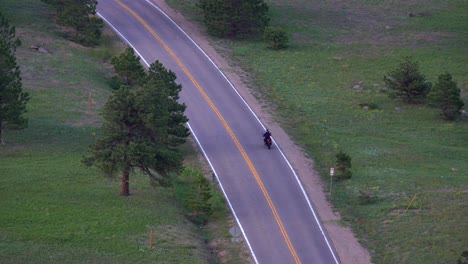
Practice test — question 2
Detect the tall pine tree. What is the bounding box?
[83,60,189,195]
[0,12,29,144]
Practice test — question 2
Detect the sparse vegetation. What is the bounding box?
[358,188,377,205]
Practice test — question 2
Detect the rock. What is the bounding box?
[395,107,403,113]
[30,45,49,53]
[362,105,369,110]
[38,46,49,53]
[353,84,364,91]
[462,110,468,117]
[379,86,389,93]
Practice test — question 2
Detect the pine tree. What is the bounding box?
[0,12,29,144]
[384,56,431,104]
[198,0,270,38]
[83,61,189,195]
[428,72,464,121]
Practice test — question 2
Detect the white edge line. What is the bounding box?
[97,10,259,264]
[143,1,340,263]
[187,123,259,264]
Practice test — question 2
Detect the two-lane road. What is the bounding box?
[97,0,340,263]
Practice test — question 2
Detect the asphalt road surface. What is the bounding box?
[97,1,340,263]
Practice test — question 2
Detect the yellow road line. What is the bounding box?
[114,0,301,263]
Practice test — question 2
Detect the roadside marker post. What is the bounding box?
[329,168,334,197]
[88,92,92,108]
[149,229,154,250]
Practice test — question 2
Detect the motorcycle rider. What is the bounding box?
[263,129,271,144]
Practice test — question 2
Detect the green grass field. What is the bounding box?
[167,0,467,263]
[0,1,248,263]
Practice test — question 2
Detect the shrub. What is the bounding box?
[335,150,352,180]
[457,251,468,264]
[358,102,379,110]
[263,26,289,49]
[358,188,377,205]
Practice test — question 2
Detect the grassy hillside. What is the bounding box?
[167,0,468,263]
[0,1,248,263]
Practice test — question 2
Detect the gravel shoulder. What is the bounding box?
[151,1,372,263]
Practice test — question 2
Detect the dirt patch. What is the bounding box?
[150,0,372,263]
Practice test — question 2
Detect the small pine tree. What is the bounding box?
[384,56,431,104]
[335,151,352,180]
[185,169,213,218]
[428,72,464,121]
[263,26,289,50]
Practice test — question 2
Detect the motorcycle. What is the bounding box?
[264,137,272,149]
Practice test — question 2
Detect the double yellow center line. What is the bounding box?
[114,0,301,262]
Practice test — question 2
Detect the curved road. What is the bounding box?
[97,0,340,263]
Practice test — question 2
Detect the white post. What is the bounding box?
[329,167,334,196]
